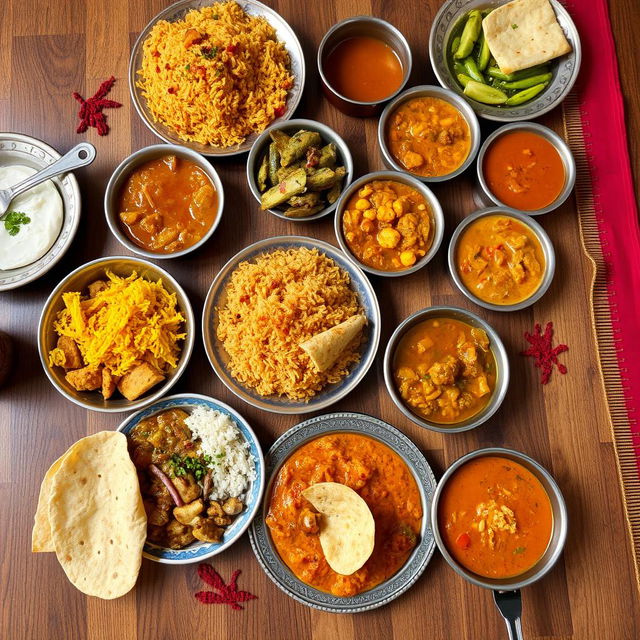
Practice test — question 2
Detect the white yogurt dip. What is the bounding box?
[0,165,63,270]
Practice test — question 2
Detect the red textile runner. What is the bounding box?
[566,3,640,457]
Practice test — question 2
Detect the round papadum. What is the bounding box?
[48,431,147,599]
[302,482,375,575]
[32,453,67,552]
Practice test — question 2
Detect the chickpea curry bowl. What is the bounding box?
[335,171,444,277]
[384,306,509,433]
[117,394,264,563]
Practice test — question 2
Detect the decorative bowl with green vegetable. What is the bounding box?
[429,0,581,122]
[246,119,353,222]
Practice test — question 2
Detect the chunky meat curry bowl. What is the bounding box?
[384,306,509,433]
[116,394,265,564]
[248,413,437,613]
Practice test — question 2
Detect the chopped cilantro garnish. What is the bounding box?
[511,23,519,29]
[201,45,219,60]
[3,211,31,236]
[168,453,213,481]
[185,64,190,70]
[513,546,526,554]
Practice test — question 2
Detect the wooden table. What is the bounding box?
[3,1,640,638]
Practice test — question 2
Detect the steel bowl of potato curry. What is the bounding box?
[384,306,509,433]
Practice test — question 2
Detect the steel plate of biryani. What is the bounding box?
[136,1,294,148]
[215,247,367,400]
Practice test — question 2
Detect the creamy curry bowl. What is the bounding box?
[448,208,555,312]
[384,306,509,433]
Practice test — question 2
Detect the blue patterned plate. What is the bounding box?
[202,236,381,414]
[249,412,437,613]
[116,393,265,564]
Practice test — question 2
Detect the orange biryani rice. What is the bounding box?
[137,1,293,148]
[216,247,365,400]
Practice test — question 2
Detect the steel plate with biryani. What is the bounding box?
[249,413,437,613]
[117,394,265,563]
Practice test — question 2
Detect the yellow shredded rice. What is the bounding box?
[48,271,186,377]
[137,1,294,148]
[216,248,364,400]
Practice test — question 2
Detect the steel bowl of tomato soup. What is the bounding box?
[105,144,224,259]
[378,85,481,183]
[249,412,437,612]
[318,17,412,117]
[448,208,555,312]
[477,122,576,216]
[431,447,568,591]
[383,306,509,433]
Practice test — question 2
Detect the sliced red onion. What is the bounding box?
[202,471,212,500]
[149,464,184,507]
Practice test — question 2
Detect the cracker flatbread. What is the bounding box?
[483,0,572,74]
[32,453,67,552]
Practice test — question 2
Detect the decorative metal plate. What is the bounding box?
[249,412,437,613]
[0,133,81,291]
[128,0,306,156]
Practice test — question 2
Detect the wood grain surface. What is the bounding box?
[2,1,640,639]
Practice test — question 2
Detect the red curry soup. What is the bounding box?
[438,456,553,579]
[483,130,565,211]
[266,433,422,596]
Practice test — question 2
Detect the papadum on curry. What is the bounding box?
[265,433,423,597]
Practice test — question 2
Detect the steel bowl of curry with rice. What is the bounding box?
[38,256,194,413]
[448,207,556,312]
[249,412,437,612]
[383,306,509,433]
[334,171,444,277]
[378,85,481,183]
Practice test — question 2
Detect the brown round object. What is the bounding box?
[0,330,14,388]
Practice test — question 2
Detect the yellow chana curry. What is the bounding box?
[342,179,433,272]
[387,97,471,177]
[394,318,496,424]
[456,215,546,306]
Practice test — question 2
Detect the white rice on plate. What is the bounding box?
[185,406,257,501]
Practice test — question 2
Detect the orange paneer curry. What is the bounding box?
[266,433,422,596]
[438,456,553,579]
[394,318,496,424]
[456,215,545,306]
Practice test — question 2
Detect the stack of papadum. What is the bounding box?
[32,431,147,599]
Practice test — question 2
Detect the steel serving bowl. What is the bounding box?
[249,412,437,613]
[383,306,509,433]
[429,0,581,122]
[129,0,306,157]
[334,171,445,278]
[38,256,195,413]
[104,144,225,259]
[378,85,481,183]
[0,133,81,291]
[430,447,568,590]
[246,119,353,222]
[202,236,381,415]
[448,207,556,311]
[317,16,413,117]
[476,122,576,216]
[117,393,265,564]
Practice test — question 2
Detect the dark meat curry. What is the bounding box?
[394,318,496,424]
[128,408,244,549]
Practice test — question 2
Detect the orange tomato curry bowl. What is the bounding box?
[437,455,554,580]
[265,432,424,597]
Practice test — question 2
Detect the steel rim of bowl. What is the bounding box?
[448,207,556,312]
[317,16,413,108]
[428,0,582,122]
[201,236,381,414]
[430,446,568,590]
[248,411,437,613]
[476,122,577,216]
[383,305,510,433]
[104,144,225,259]
[116,392,265,564]
[246,119,354,222]
[0,132,82,291]
[128,0,306,157]
[377,85,481,183]
[334,170,445,278]
[38,256,195,413]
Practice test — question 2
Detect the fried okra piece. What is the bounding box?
[280,130,322,167]
[260,168,306,210]
[317,143,337,169]
[257,153,269,192]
